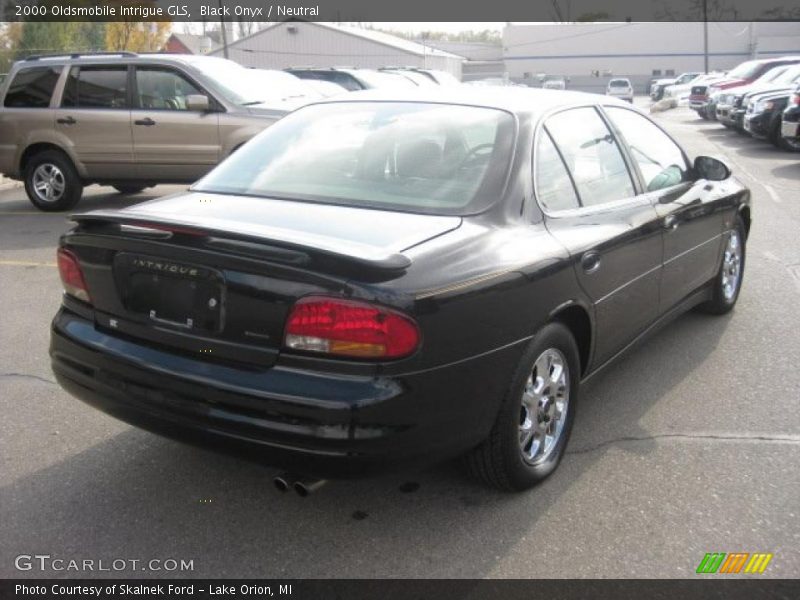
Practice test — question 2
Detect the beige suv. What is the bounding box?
[0,52,313,211]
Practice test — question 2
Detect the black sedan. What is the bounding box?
[50,88,751,491]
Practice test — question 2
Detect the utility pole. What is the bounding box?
[218,0,229,59]
[703,0,709,73]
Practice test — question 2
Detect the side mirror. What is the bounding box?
[694,155,731,181]
[186,94,210,112]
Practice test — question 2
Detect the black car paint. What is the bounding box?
[744,92,793,140]
[50,94,751,478]
[782,84,800,137]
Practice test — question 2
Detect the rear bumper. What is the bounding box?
[50,308,521,478]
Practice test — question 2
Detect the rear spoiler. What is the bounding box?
[70,210,412,272]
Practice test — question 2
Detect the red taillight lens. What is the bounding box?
[284,297,420,359]
[56,248,91,303]
[793,94,800,106]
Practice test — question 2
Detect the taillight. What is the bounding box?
[56,248,91,303]
[793,94,800,106]
[284,296,420,359]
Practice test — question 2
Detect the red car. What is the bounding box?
[690,56,800,119]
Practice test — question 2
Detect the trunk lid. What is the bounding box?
[68,192,461,367]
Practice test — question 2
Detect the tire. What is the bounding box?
[699,216,746,315]
[113,185,147,195]
[768,116,784,148]
[465,322,581,491]
[23,150,82,212]
[698,108,709,120]
[777,135,800,152]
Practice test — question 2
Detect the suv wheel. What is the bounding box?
[24,150,82,212]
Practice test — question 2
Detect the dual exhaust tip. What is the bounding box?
[273,473,327,497]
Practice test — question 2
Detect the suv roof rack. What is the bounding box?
[24,51,138,62]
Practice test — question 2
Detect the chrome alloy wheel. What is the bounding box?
[721,229,742,302]
[32,163,66,204]
[519,348,570,465]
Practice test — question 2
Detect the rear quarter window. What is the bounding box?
[3,66,62,108]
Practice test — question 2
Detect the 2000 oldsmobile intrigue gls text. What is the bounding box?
[50,88,750,491]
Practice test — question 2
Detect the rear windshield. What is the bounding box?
[3,66,62,108]
[609,79,630,87]
[193,102,516,216]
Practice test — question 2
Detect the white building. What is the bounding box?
[210,21,464,78]
[503,22,800,92]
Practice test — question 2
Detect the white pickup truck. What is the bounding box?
[650,72,702,100]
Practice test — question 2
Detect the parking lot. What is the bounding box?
[1,100,799,579]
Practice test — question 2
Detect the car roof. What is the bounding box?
[310,86,630,116]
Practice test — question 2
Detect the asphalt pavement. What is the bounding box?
[1,101,798,578]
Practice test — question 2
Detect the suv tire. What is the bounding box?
[24,150,83,212]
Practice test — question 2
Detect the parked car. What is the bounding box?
[690,56,800,120]
[663,72,724,103]
[377,66,461,86]
[542,77,567,90]
[463,78,524,87]
[780,83,800,151]
[743,88,799,150]
[0,52,303,211]
[50,87,751,491]
[410,68,461,86]
[285,67,417,91]
[295,78,347,98]
[245,69,329,107]
[606,78,633,102]
[719,65,800,131]
[716,65,800,130]
[650,72,702,100]
[379,67,438,87]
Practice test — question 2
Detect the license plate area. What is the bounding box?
[114,253,224,334]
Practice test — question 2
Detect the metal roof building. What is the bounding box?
[210,21,464,78]
[503,21,800,93]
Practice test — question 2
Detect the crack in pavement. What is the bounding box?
[567,432,800,455]
[1,372,57,385]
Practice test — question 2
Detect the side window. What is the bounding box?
[3,66,62,108]
[545,107,636,207]
[605,107,690,192]
[136,67,204,111]
[535,130,580,211]
[61,66,128,109]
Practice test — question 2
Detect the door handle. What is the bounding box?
[134,118,156,126]
[663,215,679,231]
[56,116,76,125]
[580,251,601,273]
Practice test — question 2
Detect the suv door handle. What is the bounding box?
[57,116,76,125]
[580,251,601,273]
[134,118,156,126]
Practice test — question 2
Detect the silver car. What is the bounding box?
[607,78,633,103]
